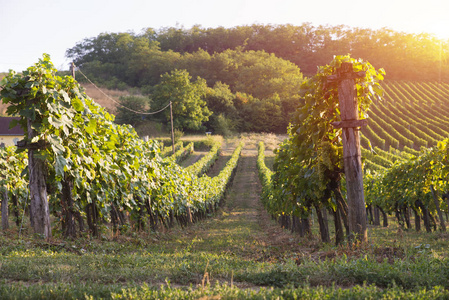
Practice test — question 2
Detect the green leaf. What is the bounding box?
[9,118,19,129]
[20,107,35,120]
[85,118,97,135]
[373,84,384,97]
[48,116,63,128]
[72,97,84,112]
[48,135,65,155]
[0,77,8,86]
[61,90,71,103]
[47,101,60,113]
[54,155,67,178]
[20,165,29,178]
[31,136,41,143]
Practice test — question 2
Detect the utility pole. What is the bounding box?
[70,62,76,79]
[329,62,368,243]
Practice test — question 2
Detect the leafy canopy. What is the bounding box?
[150,69,211,131]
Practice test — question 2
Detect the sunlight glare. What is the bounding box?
[428,20,449,40]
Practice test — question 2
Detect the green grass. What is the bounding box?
[2,213,449,298]
[1,282,449,299]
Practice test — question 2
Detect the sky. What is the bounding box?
[1,0,448,72]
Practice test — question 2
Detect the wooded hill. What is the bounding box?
[64,24,449,136]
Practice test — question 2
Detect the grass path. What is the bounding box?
[132,142,308,289]
[178,151,206,168]
[157,143,303,267]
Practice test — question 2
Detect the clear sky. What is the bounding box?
[1,0,448,72]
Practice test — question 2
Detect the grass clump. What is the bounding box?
[1,282,449,300]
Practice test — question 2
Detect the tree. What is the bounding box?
[205,82,236,116]
[204,82,240,133]
[150,69,211,131]
[115,95,150,126]
[241,95,286,133]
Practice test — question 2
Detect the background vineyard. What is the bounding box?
[361,80,449,168]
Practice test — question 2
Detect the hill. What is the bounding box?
[80,79,449,153]
[64,26,448,133]
[78,83,126,114]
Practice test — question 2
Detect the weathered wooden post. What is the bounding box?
[329,62,368,243]
[70,62,76,79]
[17,120,52,239]
[1,191,9,230]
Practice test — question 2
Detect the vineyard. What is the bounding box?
[361,80,449,153]
[2,55,449,298]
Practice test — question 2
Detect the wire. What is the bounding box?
[76,67,170,115]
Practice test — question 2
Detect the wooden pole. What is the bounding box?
[1,190,9,230]
[27,116,52,239]
[330,62,368,243]
[430,185,446,232]
[71,62,75,79]
[170,101,175,155]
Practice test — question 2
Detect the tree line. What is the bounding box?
[66,23,448,133]
[154,24,448,81]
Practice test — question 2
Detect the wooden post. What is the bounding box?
[70,62,76,79]
[27,116,52,239]
[170,101,175,155]
[330,62,367,243]
[2,190,9,230]
[430,185,446,232]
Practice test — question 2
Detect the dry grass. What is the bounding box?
[237,133,287,151]
[181,134,223,143]
[81,83,128,114]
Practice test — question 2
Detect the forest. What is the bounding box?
[65,23,449,134]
